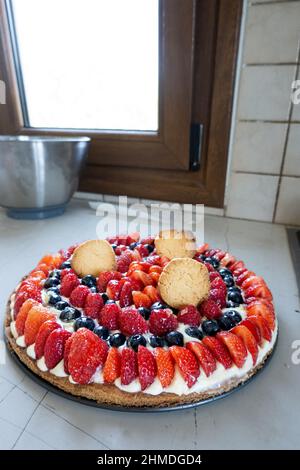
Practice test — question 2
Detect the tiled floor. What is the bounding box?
[0,200,299,450]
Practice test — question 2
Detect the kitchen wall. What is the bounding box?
[225,0,300,225]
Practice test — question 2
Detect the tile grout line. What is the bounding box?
[234,171,300,178]
[239,119,300,124]
[251,0,300,5]
[272,39,300,223]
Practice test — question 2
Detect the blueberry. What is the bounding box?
[129,242,138,250]
[47,286,60,295]
[227,287,243,305]
[219,268,232,278]
[226,300,239,308]
[48,292,62,306]
[150,301,167,311]
[218,315,235,331]
[94,325,109,340]
[55,301,70,311]
[109,333,126,348]
[224,309,242,325]
[111,244,118,251]
[200,254,206,261]
[60,307,81,322]
[49,269,61,279]
[127,334,147,352]
[223,274,235,287]
[74,316,95,331]
[205,257,220,269]
[44,277,60,288]
[81,275,97,288]
[185,326,203,340]
[165,331,184,346]
[144,244,154,253]
[90,286,97,293]
[202,319,220,336]
[138,307,151,320]
[60,261,71,269]
[101,293,109,303]
[149,335,166,348]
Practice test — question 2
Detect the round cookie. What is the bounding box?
[158,258,210,309]
[71,240,116,277]
[154,229,197,259]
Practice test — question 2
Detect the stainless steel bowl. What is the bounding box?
[0,135,90,219]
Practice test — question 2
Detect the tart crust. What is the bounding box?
[5,291,275,408]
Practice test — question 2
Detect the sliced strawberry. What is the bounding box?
[106,279,122,300]
[230,260,245,273]
[186,341,217,377]
[137,346,157,390]
[154,348,174,388]
[202,336,233,369]
[241,275,265,290]
[103,347,121,383]
[70,285,90,308]
[148,265,163,275]
[119,281,133,308]
[132,291,152,309]
[143,285,160,303]
[34,320,61,359]
[220,252,236,267]
[60,272,80,297]
[246,300,275,330]
[130,270,154,287]
[98,303,121,330]
[44,328,72,369]
[240,319,262,345]
[196,243,209,255]
[199,299,222,320]
[14,284,42,316]
[232,325,258,365]
[244,283,273,301]
[15,299,37,335]
[68,329,108,384]
[177,305,201,326]
[97,271,122,292]
[120,348,138,385]
[24,305,55,346]
[63,335,74,374]
[148,309,178,336]
[149,272,160,284]
[119,307,149,336]
[248,314,272,342]
[170,346,200,388]
[217,331,247,368]
[127,261,150,275]
[236,270,255,286]
[84,292,104,319]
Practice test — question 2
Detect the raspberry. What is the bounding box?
[84,292,104,319]
[119,307,148,336]
[60,268,75,279]
[148,309,178,336]
[120,348,138,385]
[199,299,222,319]
[98,303,121,330]
[70,285,90,308]
[97,271,122,292]
[60,272,80,297]
[137,346,157,390]
[177,305,201,326]
[209,288,226,308]
[210,277,227,294]
[117,252,133,273]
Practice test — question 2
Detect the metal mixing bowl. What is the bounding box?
[0,135,90,219]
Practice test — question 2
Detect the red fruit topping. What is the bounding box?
[217,331,247,368]
[220,252,236,267]
[240,319,262,344]
[154,348,175,388]
[246,300,275,330]
[84,292,104,319]
[136,244,149,257]
[97,271,122,292]
[244,284,273,301]
[247,314,272,342]
[103,348,121,383]
[70,285,90,308]
[149,272,160,284]
[209,271,222,282]
[202,336,233,369]
[241,275,265,290]
[209,288,226,308]
[148,265,163,274]
[236,270,255,286]
[60,272,80,297]
[148,309,178,336]
[128,261,151,274]
[98,303,121,330]
[130,270,154,287]
[232,325,258,365]
[204,262,214,272]
[210,277,227,294]
[117,252,133,273]
[170,346,200,388]
[106,279,122,301]
[63,335,74,374]
[137,345,157,390]
[68,329,108,384]
[24,305,55,346]
[196,243,209,254]
[177,305,201,326]
[199,299,222,320]
[44,328,72,370]
[60,268,75,279]
[34,320,61,359]
[143,285,160,303]
[132,291,152,309]
[140,236,154,245]
[119,307,148,336]
[120,348,138,385]
[230,260,245,273]
[186,341,217,377]
[14,284,42,316]
[119,281,133,308]
[15,299,37,335]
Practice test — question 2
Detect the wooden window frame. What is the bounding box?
[0,0,242,207]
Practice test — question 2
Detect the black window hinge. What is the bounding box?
[189,123,203,171]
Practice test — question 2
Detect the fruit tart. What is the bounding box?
[5,231,278,408]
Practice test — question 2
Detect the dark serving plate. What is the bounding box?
[5,334,278,413]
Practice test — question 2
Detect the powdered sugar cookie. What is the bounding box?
[155,229,196,259]
[71,240,116,277]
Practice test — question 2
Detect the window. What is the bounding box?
[0,0,242,207]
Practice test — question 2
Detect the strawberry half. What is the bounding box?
[240,319,262,345]
[24,305,55,346]
[106,279,122,301]
[44,328,72,370]
[119,281,133,308]
[132,291,152,309]
[177,305,201,326]
[120,348,138,385]
[34,320,61,359]
[170,346,200,388]
[246,300,275,330]
[63,335,74,374]
[186,341,217,377]
[137,346,157,390]
[103,347,121,384]
[244,283,273,301]
[217,331,247,368]
[202,336,233,369]
[154,348,174,388]
[15,299,37,335]
[232,325,258,365]
[97,271,122,292]
[247,314,272,342]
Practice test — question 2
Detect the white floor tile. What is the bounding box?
[0,387,40,429]
[13,431,54,450]
[0,417,22,450]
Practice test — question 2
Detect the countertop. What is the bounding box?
[0,199,299,450]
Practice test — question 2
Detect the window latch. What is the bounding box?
[189,123,203,171]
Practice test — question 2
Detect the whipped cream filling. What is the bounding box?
[10,292,277,395]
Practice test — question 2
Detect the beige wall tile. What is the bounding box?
[226,172,279,221]
[275,176,300,225]
[283,124,300,176]
[232,121,287,173]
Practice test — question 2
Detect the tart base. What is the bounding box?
[5,293,275,409]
